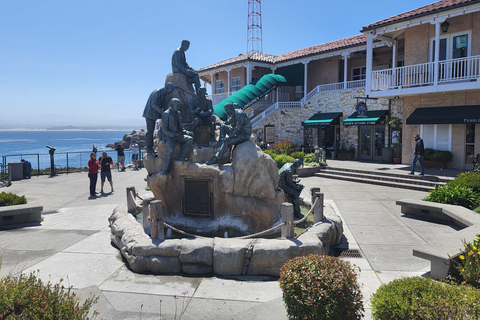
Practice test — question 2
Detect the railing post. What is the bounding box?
[281,202,294,239]
[313,192,324,224]
[142,196,154,232]
[150,200,164,240]
[126,186,136,214]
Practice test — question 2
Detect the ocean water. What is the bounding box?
[0,130,131,170]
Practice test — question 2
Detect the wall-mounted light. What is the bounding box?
[441,20,450,33]
[215,73,219,80]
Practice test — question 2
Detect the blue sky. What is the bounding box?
[0,0,435,129]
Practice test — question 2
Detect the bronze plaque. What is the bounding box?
[183,179,211,216]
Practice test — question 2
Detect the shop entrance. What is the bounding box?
[317,126,337,159]
[359,126,385,161]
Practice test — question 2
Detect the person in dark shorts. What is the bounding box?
[99,151,114,193]
[115,144,126,171]
[131,140,139,169]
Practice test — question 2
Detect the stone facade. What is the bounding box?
[252,88,400,151]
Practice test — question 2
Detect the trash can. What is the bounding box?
[382,147,394,164]
[8,162,23,181]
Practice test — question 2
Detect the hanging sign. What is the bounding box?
[356,101,368,118]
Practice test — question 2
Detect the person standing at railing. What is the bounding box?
[115,144,126,171]
[131,140,139,170]
[88,152,100,197]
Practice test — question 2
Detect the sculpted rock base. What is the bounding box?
[109,203,343,276]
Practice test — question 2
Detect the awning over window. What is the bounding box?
[304,112,342,127]
[343,110,389,126]
[406,106,480,125]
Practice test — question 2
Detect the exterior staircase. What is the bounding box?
[314,167,452,192]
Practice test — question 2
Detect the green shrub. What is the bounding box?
[448,236,480,288]
[263,149,277,160]
[424,148,453,162]
[303,153,315,163]
[447,172,480,194]
[275,154,295,169]
[0,271,99,319]
[0,192,27,207]
[279,254,364,320]
[290,151,305,161]
[272,139,295,155]
[423,184,480,210]
[475,205,480,214]
[371,276,480,320]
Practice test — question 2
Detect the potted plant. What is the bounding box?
[338,142,355,160]
[389,117,402,163]
[423,148,453,169]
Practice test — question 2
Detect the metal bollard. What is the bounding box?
[313,192,324,224]
[150,200,164,240]
[281,202,294,239]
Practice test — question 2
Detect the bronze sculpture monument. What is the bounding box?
[278,159,304,219]
[160,98,193,174]
[143,82,176,156]
[206,103,252,165]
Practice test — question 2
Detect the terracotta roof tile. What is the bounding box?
[362,0,480,31]
[199,34,367,72]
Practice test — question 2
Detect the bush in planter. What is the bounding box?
[274,154,295,169]
[424,148,453,162]
[446,172,480,194]
[371,276,480,319]
[423,184,480,210]
[0,192,27,207]
[272,139,295,155]
[290,151,305,161]
[448,236,480,288]
[263,149,277,160]
[279,254,364,320]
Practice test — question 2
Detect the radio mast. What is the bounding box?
[247,0,263,53]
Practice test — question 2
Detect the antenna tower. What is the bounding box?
[247,0,263,53]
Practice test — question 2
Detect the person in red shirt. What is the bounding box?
[88,152,100,197]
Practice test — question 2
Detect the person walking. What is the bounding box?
[99,151,114,193]
[115,144,126,171]
[88,152,100,197]
[131,140,139,169]
[409,134,424,176]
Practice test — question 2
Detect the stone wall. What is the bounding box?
[253,88,396,149]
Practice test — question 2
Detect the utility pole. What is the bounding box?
[247,0,263,54]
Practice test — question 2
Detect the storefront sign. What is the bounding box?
[356,101,368,118]
[464,118,480,123]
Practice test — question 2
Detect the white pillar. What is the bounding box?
[343,53,349,89]
[434,21,441,87]
[210,73,215,96]
[246,63,253,85]
[304,61,309,100]
[366,33,374,95]
[392,40,397,88]
[227,69,231,94]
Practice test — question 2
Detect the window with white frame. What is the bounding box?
[231,77,241,92]
[429,30,472,61]
[215,80,225,94]
[421,124,452,151]
[352,67,366,81]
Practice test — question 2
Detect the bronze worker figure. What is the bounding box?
[172,40,201,95]
[143,82,176,156]
[278,159,304,219]
[160,98,193,174]
[206,103,252,165]
[189,87,216,142]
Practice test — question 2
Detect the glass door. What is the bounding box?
[360,127,372,160]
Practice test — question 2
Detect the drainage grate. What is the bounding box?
[337,249,363,258]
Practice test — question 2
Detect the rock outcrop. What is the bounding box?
[107,129,147,149]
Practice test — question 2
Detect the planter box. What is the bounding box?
[337,153,354,160]
[423,160,447,169]
[393,157,402,164]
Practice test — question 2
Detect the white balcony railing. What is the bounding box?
[250,101,302,127]
[371,55,480,91]
[301,80,366,105]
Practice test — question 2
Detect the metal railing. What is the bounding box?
[300,79,366,105]
[250,101,302,127]
[371,55,480,91]
[1,149,143,179]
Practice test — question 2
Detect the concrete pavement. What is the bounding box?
[0,161,464,319]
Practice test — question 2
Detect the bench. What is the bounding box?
[0,204,43,227]
[396,198,480,279]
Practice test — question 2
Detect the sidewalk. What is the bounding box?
[0,161,464,319]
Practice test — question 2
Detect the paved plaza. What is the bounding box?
[0,161,464,319]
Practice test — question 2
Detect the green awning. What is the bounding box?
[304,112,342,126]
[406,105,480,124]
[214,74,287,120]
[343,110,389,126]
